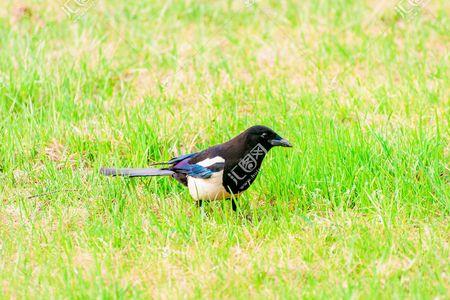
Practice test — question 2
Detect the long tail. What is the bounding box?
[100,167,174,177]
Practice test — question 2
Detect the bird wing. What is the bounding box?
[171,162,225,179]
[149,153,198,166]
[167,153,198,165]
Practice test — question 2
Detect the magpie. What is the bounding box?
[101,125,292,210]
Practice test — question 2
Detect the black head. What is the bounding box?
[242,125,292,149]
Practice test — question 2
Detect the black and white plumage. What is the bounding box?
[101,125,292,209]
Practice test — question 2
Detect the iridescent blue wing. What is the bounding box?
[167,153,198,165]
[171,162,225,179]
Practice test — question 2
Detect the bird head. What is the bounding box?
[243,125,292,149]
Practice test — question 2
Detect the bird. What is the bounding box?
[100,125,292,210]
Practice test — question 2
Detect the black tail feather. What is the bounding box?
[100,168,174,177]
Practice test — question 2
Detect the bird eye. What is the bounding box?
[261,133,268,138]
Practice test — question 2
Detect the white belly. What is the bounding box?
[187,171,231,200]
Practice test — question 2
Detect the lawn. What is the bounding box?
[0,0,449,298]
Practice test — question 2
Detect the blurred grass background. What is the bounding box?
[0,0,449,298]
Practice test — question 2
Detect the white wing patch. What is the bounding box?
[186,156,230,201]
[195,156,225,167]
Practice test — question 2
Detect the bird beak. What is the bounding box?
[269,137,292,147]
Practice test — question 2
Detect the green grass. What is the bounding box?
[0,0,449,298]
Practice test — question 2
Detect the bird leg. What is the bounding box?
[231,199,238,211]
